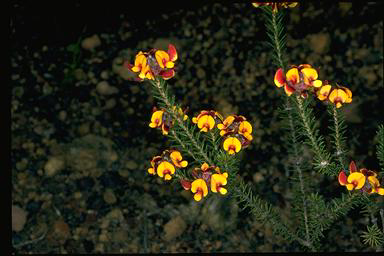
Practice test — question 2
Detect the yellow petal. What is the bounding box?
[286,68,299,84]
[301,68,318,83]
[347,172,366,189]
[239,121,252,134]
[155,50,169,69]
[312,80,323,88]
[165,61,174,69]
[219,187,227,195]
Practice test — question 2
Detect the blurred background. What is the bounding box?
[11,1,383,253]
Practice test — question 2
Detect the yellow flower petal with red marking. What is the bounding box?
[170,151,188,168]
[155,50,170,69]
[157,161,175,179]
[341,86,353,103]
[149,110,164,128]
[211,173,228,195]
[286,68,299,84]
[301,68,318,85]
[329,89,348,108]
[201,162,209,172]
[218,116,235,130]
[197,115,215,132]
[274,68,286,88]
[317,85,332,101]
[223,137,242,155]
[191,179,208,201]
[239,121,253,141]
[347,172,366,190]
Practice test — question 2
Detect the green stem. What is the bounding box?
[152,79,213,165]
[286,98,314,251]
[271,11,285,69]
[295,96,330,169]
[332,105,345,167]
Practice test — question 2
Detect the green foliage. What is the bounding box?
[261,6,288,69]
[63,26,87,85]
[361,224,384,248]
[376,124,384,174]
[327,105,348,169]
[291,96,335,175]
[149,78,240,179]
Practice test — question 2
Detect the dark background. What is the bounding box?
[11,1,384,253]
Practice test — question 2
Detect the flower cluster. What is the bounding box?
[148,149,188,181]
[180,163,228,201]
[338,161,384,195]
[218,115,253,155]
[252,2,298,13]
[125,44,178,81]
[192,111,253,155]
[149,106,188,135]
[316,81,352,108]
[274,64,353,108]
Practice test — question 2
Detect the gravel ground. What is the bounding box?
[11,2,383,253]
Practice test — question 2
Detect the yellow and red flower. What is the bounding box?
[316,81,332,101]
[211,172,228,195]
[328,86,352,108]
[274,64,322,97]
[147,149,188,181]
[187,163,229,201]
[223,136,242,155]
[252,2,298,13]
[125,44,178,81]
[338,160,383,195]
[191,179,208,201]
[170,150,188,168]
[366,176,384,195]
[217,115,253,154]
[149,106,188,135]
[192,110,223,132]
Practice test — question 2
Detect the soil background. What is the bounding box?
[11,1,383,253]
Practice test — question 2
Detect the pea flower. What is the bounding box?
[366,176,384,195]
[211,172,228,195]
[147,149,188,181]
[252,2,298,13]
[274,64,322,97]
[125,44,178,81]
[316,81,332,101]
[217,115,253,154]
[328,86,352,108]
[223,136,242,155]
[191,179,208,201]
[149,106,188,135]
[170,150,188,168]
[338,160,383,195]
[192,110,223,132]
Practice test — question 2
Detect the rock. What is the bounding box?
[104,98,116,110]
[54,220,71,239]
[81,34,101,51]
[44,156,65,176]
[163,216,187,241]
[96,81,119,95]
[12,205,27,232]
[103,189,117,204]
[308,33,330,54]
[126,160,138,170]
[58,111,67,121]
